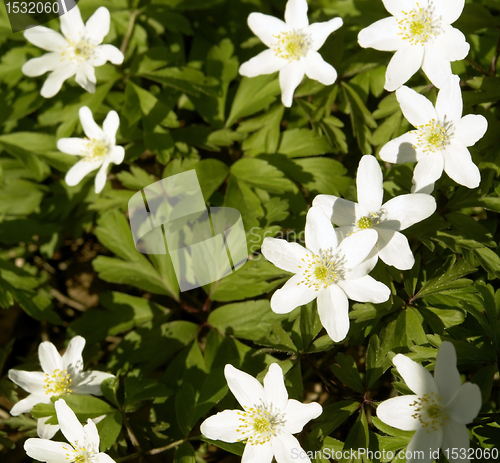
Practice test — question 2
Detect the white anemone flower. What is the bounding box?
[22,6,124,98]
[261,207,390,342]
[58,106,125,194]
[201,363,322,463]
[358,0,469,91]
[8,336,114,440]
[377,342,482,463]
[239,0,343,107]
[380,75,488,194]
[24,399,115,463]
[313,155,436,271]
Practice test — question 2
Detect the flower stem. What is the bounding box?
[120,10,140,56]
[489,31,500,76]
[115,437,193,462]
[466,57,490,77]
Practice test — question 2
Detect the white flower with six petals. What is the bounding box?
[201,363,322,463]
[239,0,342,107]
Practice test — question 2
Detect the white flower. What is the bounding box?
[58,106,125,194]
[8,336,114,439]
[22,6,124,98]
[380,75,488,194]
[239,0,342,107]
[358,0,469,91]
[313,155,436,270]
[261,207,390,342]
[24,399,115,463]
[377,342,482,463]
[201,363,322,463]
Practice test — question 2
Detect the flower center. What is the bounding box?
[63,38,96,63]
[44,369,72,396]
[85,139,110,161]
[273,30,311,61]
[413,119,453,154]
[411,392,448,432]
[356,212,382,230]
[397,3,441,45]
[63,443,95,463]
[298,249,345,291]
[236,406,285,445]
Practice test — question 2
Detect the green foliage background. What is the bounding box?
[0,0,499,461]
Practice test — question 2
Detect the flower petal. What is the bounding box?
[435,74,462,123]
[55,399,86,446]
[379,132,419,164]
[110,146,125,164]
[285,0,309,29]
[434,342,462,404]
[40,64,78,98]
[62,336,85,377]
[357,17,402,51]
[442,143,480,189]
[272,431,311,463]
[91,44,125,66]
[60,5,85,42]
[421,45,452,89]
[22,53,65,77]
[336,229,378,269]
[446,382,482,424]
[242,440,274,463]
[337,275,390,303]
[381,0,415,17]
[357,155,384,212]
[37,416,60,439]
[248,12,287,48]
[436,0,465,26]
[393,354,437,396]
[24,438,69,463]
[71,370,115,395]
[279,61,305,107]
[305,206,338,254]
[283,400,322,434]
[103,111,120,142]
[94,160,111,193]
[304,51,337,85]
[85,7,110,44]
[224,364,265,411]
[65,159,101,187]
[270,274,318,314]
[8,370,46,394]
[57,138,88,156]
[441,420,470,463]
[380,193,436,231]
[263,364,288,412]
[312,195,358,227]
[83,419,100,448]
[396,86,437,128]
[239,49,287,78]
[376,395,420,431]
[317,284,349,342]
[385,45,424,92]
[94,454,116,463]
[75,62,96,94]
[24,27,67,51]
[200,410,244,443]
[10,394,49,416]
[411,153,444,194]
[308,17,343,51]
[406,425,443,463]
[377,230,415,270]
[433,26,469,62]
[454,114,488,147]
[39,341,63,374]
[79,106,104,139]
[262,238,308,273]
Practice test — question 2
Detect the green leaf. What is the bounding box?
[277,129,332,158]
[310,399,360,439]
[97,411,123,452]
[331,353,364,394]
[174,441,196,463]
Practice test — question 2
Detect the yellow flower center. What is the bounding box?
[63,444,94,463]
[298,250,345,291]
[413,119,452,154]
[273,31,311,61]
[411,392,448,432]
[63,38,95,62]
[85,139,110,161]
[398,3,438,45]
[236,406,285,445]
[44,369,72,396]
[357,216,372,229]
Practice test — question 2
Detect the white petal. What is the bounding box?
[317,284,350,342]
[224,364,266,410]
[75,62,96,94]
[406,425,443,463]
[91,45,125,66]
[393,354,437,396]
[304,51,337,85]
[344,251,377,280]
[434,342,462,404]
[433,26,469,62]
[337,275,390,303]
[279,61,305,107]
[385,45,424,92]
[110,146,125,164]
[239,49,287,78]
[57,138,88,156]
[40,64,78,98]
[441,420,470,463]
[379,132,419,164]
[336,229,378,269]
[22,53,65,77]
[273,432,311,463]
[24,27,66,51]
[282,400,322,434]
[262,238,308,273]
[356,155,383,212]
[83,419,100,448]
[442,143,480,189]
[454,114,488,147]
[396,86,437,128]
[377,230,415,270]
[376,395,421,431]
[102,111,120,142]
[305,206,338,253]
[381,0,415,17]
[85,7,110,44]
[308,17,343,51]
[284,0,309,29]
[200,410,243,443]
[446,382,482,424]
[8,370,46,394]
[61,336,85,377]
[94,454,116,463]
[65,159,101,187]
[248,12,287,48]
[312,195,358,227]
[55,399,86,446]
[436,0,465,25]
[421,45,452,89]
[242,440,274,463]
[37,416,60,439]
[10,394,49,416]
[357,17,402,51]
[263,364,288,412]
[435,75,462,122]
[79,106,104,139]
[381,193,436,231]
[39,342,63,374]
[412,153,444,194]
[95,160,111,193]
[24,438,69,463]
[270,274,318,314]
[60,6,85,43]
[71,371,115,395]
